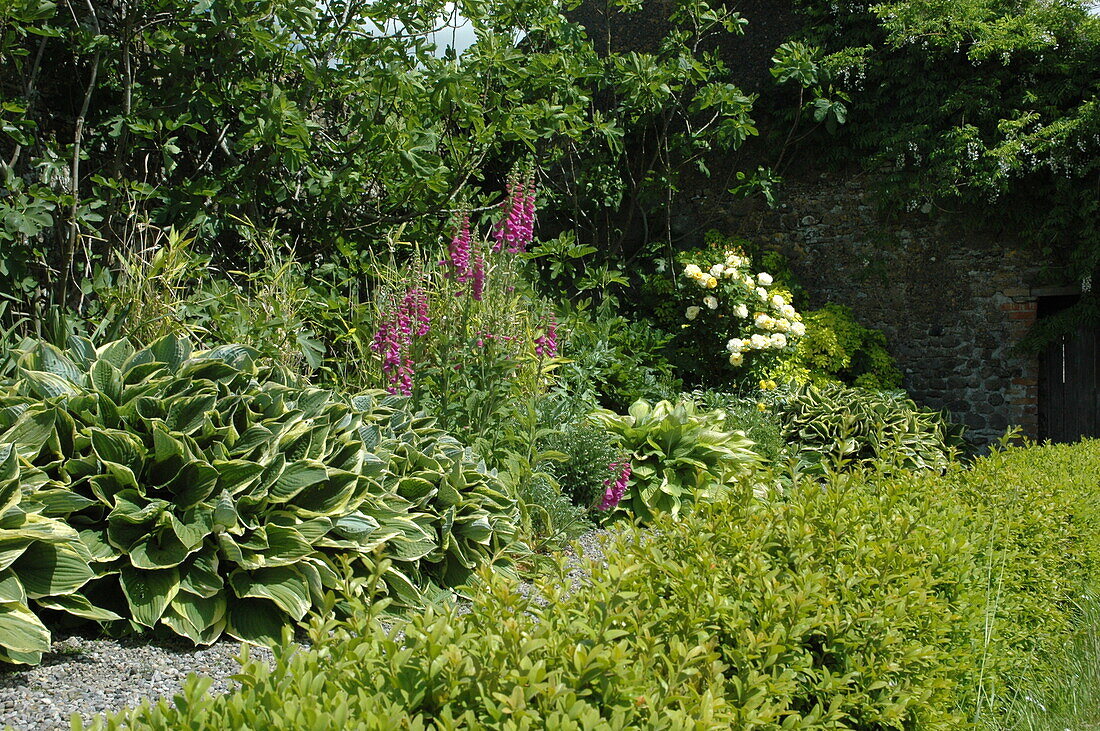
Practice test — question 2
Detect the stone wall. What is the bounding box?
[720,172,1043,444]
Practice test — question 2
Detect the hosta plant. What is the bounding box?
[590,399,761,522]
[0,335,519,662]
[777,383,964,473]
[0,444,107,665]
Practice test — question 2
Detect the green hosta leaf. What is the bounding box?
[120,566,179,627]
[78,528,118,562]
[291,470,358,515]
[281,516,331,544]
[151,422,189,465]
[229,425,274,460]
[21,370,80,400]
[262,525,313,566]
[226,598,284,646]
[12,543,93,598]
[35,593,123,621]
[0,513,81,544]
[90,429,144,472]
[0,539,31,572]
[148,334,193,370]
[270,460,328,503]
[164,591,226,638]
[89,359,123,403]
[178,547,223,599]
[65,336,96,370]
[163,603,226,646]
[216,533,245,564]
[128,531,194,570]
[332,513,379,542]
[164,462,219,509]
[397,477,436,502]
[229,566,310,621]
[382,566,423,608]
[0,570,26,604]
[212,490,238,532]
[0,406,55,460]
[25,343,84,385]
[0,601,50,654]
[214,461,264,496]
[26,488,97,517]
[165,395,216,435]
[96,339,136,369]
[456,516,492,544]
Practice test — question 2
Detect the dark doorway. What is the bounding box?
[1038,295,1099,442]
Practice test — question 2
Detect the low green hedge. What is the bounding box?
[85,440,1100,729]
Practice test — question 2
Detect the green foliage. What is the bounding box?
[777,382,963,473]
[96,226,330,377]
[88,440,1100,729]
[689,389,786,464]
[783,303,903,389]
[538,422,622,511]
[511,472,591,550]
[948,440,1100,718]
[553,301,681,414]
[590,398,760,522]
[984,589,1100,729]
[0,334,519,661]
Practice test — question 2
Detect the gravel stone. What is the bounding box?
[0,632,274,730]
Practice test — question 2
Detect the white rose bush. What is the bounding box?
[679,248,805,377]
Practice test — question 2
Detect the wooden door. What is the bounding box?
[1038,295,1099,443]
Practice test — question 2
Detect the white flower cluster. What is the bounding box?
[682,250,805,367]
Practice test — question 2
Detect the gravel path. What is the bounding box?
[0,528,614,730]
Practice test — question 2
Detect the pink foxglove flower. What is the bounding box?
[370,286,430,396]
[491,170,537,254]
[446,213,473,282]
[534,316,557,358]
[599,461,631,511]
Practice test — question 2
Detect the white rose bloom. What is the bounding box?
[791,321,806,337]
[704,295,718,310]
[770,333,788,349]
[756,287,769,302]
[750,333,768,349]
[685,306,701,320]
[734,304,749,318]
[723,268,737,278]
[743,275,755,288]
[780,304,797,319]
[754,313,769,328]
[757,272,773,285]
[726,338,744,353]
[771,294,785,308]
[709,264,725,277]
[683,264,702,279]
[728,352,744,366]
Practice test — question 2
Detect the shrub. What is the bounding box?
[538,423,623,511]
[0,335,519,662]
[90,440,1100,729]
[785,303,903,390]
[554,302,681,414]
[590,399,761,522]
[777,382,963,473]
[639,246,805,386]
